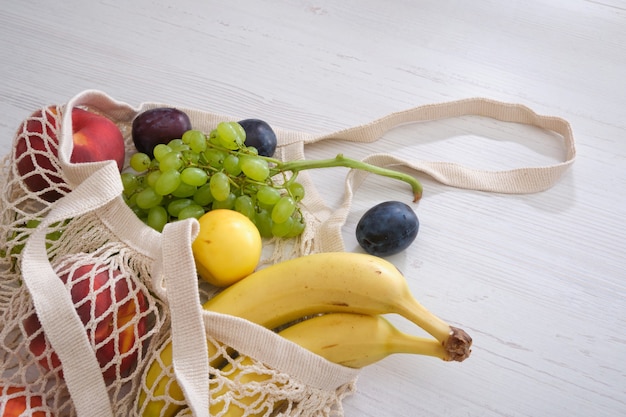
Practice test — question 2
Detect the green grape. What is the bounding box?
[244,146,259,156]
[167,139,186,150]
[147,206,168,232]
[181,130,194,144]
[240,156,270,182]
[271,217,294,237]
[126,192,138,208]
[121,172,139,195]
[153,144,172,161]
[182,130,207,153]
[257,185,281,206]
[159,152,183,172]
[146,171,161,188]
[180,167,208,187]
[129,153,151,172]
[208,129,221,146]
[25,219,41,228]
[256,200,276,212]
[243,184,259,199]
[234,195,255,219]
[285,215,306,238]
[223,154,242,176]
[193,183,214,206]
[44,220,66,238]
[182,149,200,165]
[136,187,163,209]
[271,196,296,224]
[218,136,238,150]
[209,172,230,201]
[216,121,245,150]
[288,181,305,202]
[171,182,197,198]
[167,198,195,217]
[178,204,205,220]
[46,230,63,242]
[254,209,273,238]
[203,149,226,168]
[155,170,181,196]
[212,192,236,210]
[131,205,146,219]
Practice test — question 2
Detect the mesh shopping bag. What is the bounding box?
[0,91,360,417]
[0,90,575,416]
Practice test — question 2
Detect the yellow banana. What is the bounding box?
[208,356,270,417]
[137,343,183,417]
[204,252,470,348]
[210,312,456,417]
[277,312,455,366]
[138,252,472,416]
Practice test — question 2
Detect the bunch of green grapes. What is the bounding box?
[121,122,305,237]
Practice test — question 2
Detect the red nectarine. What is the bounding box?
[1,386,51,417]
[14,106,125,202]
[23,262,148,380]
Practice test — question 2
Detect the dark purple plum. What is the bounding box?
[356,201,419,257]
[238,119,277,157]
[132,108,192,157]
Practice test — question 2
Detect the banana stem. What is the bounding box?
[390,333,471,363]
[389,330,472,362]
[388,334,452,361]
[398,299,453,342]
[445,327,473,362]
[398,298,472,361]
[274,154,423,202]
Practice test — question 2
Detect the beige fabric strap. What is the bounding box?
[294,98,576,253]
[20,163,122,417]
[307,98,576,193]
[202,310,360,391]
[161,220,210,417]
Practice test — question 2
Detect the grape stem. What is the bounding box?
[272,154,423,202]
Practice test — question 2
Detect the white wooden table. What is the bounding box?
[1,1,624,416]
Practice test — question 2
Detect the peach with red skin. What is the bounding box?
[15,106,125,202]
[1,386,51,417]
[23,263,148,380]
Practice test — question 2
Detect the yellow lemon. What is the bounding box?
[192,209,262,287]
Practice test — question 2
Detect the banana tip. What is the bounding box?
[444,327,472,362]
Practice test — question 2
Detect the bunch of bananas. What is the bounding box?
[137,252,472,416]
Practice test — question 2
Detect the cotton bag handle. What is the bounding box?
[297,98,576,252]
[21,163,122,417]
[202,310,360,391]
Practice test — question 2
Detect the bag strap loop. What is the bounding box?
[202,310,360,391]
[21,163,123,417]
[305,98,576,253]
[306,98,575,188]
[160,220,210,417]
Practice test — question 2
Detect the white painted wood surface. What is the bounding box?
[1,1,624,416]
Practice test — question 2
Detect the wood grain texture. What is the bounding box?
[1,0,624,416]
